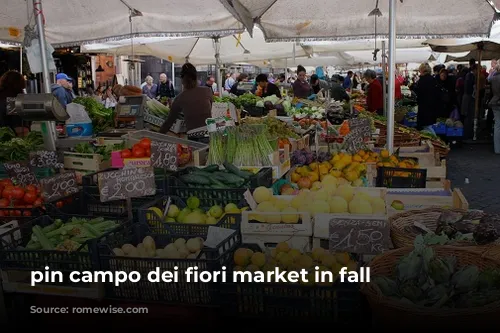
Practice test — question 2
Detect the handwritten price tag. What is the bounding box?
[150,141,177,170]
[98,166,156,202]
[344,118,372,153]
[29,151,64,169]
[39,172,79,202]
[328,217,391,254]
[3,161,37,186]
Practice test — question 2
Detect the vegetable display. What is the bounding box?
[0,179,43,217]
[372,235,500,308]
[73,97,114,133]
[241,116,300,140]
[120,138,152,159]
[73,142,122,162]
[23,217,120,251]
[146,99,170,119]
[112,236,205,259]
[0,128,44,163]
[177,164,254,189]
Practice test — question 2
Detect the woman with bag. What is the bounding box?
[488,63,500,154]
[437,68,456,118]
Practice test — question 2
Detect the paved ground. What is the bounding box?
[447,142,500,212]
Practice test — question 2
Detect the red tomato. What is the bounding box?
[23,192,37,204]
[2,188,13,200]
[132,147,146,158]
[22,211,32,217]
[11,187,25,200]
[121,149,132,158]
[0,179,12,186]
[56,201,63,208]
[0,211,5,217]
[33,199,43,207]
[145,148,151,157]
[138,138,151,149]
[25,185,37,193]
[10,210,21,217]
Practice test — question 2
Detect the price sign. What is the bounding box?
[344,118,372,153]
[39,172,79,202]
[150,141,177,170]
[3,161,37,186]
[98,166,156,202]
[328,217,391,254]
[29,151,64,169]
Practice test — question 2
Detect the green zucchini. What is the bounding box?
[207,176,228,189]
[201,164,220,172]
[32,225,53,250]
[180,174,211,185]
[223,162,251,180]
[213,171,244,184]
[82,224,102,238]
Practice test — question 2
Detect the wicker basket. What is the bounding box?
[361,246,500,329]
[389,207,469,248]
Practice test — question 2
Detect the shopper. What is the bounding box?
[142,75,158,99]
[413,63,440,131]
[230,73,249,96]
[203,77,216,94]
[159,63,212,134]
[255,74,281,98]
[437,68,456,118]
[462,64,477,138]
[310,74,329,94]
[488,63,500,154]
[224,73,236,91]
[51,73,73,108]
[363,69,383,115]
[0,70,29,136]
[343,71,353,90]
[157,73,175,99]
[292,65,311,98]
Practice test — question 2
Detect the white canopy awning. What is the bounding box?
[0,0,243,46]
[81,28,311,65]
[224,0,498,42]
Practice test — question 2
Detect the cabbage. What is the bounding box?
[263,95,280,105]
[256,101,264,108]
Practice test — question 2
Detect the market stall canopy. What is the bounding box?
[222,0,499,42]
[0,0,244,46]
[427,40,500,55]
[253,54,354,68]
[301,38,427,52]
[445,49,500,62]
[81,29,310,65]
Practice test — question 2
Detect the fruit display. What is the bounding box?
[371,236,500,308]
[112,235,204,259]
[295,118,327,130]
[120,138,152,159]
[176,163,257,189]
[232,243,357,286]
[146,196,247,225]
[22,217,120,251]
[0,180,44,217]
[250,185,386,217]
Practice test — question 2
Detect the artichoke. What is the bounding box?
[399,280,423,303]
[425,284,451,306]
[473,223,499,245]
[372,276,398,296]
[452,265,479,293]
[455,290,500,308]
[429,258,453,284]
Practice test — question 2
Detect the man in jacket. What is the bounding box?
[156,73,175,100]
[51,73,72,108]
[363,69,383,115]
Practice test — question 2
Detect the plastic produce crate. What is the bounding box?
[219,244,362,323]
[82,169,165,218]
[376,167,427,188]
[446,127,464,137]
[98,221,241,305]
[0,214,128,298]
[432,123,447,135]
[138,196,241,235]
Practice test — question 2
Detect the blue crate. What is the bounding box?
[432,123,447,135]
[403,118,417,128]
[446,127,464,137]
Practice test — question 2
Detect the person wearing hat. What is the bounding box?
[66,77,76,100]
[51,73,72,108]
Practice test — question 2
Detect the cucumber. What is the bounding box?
[207,176,228,189]
[223,162,251,180]
[213,171,243,184]
[190,170,216,178]
[180,174,211,185]
[201,164,220,172]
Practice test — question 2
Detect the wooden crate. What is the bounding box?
[63,152,111,172]
[238,145,291,180]
[289,134,310,152]
[241,234,312,252]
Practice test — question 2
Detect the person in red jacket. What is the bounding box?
[363,69,384,115]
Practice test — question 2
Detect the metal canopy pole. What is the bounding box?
[33,0,57,151]
[386,0,397,153]
[381,41,387,117]
[214,37,223,94]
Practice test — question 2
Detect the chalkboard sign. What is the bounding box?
[344,118,372,153]
[150,141,177,170]
[98,166,156,202]
[3,161,37,186]
[29,151,64,169]
[39,171,79,202]
[328,217,391,254]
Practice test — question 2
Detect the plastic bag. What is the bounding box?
[449,107,460,121]
[66,103,92,124]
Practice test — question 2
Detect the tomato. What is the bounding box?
[0,179,12,186]
[145,148,151,157]
[0,211,5,217]
[2,188,13,200]
[33,199,43,207]
[121,149,132,158]
[22,211,32,217]
[138,138,151,149]
[23,192,37,204]
[11,187,25,200]
[56,201,63,208]
[25,184,37,193]
[132,147,146,158]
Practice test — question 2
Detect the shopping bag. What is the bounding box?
[450,107,461,121]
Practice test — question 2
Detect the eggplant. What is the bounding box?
[264,101,274,110]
